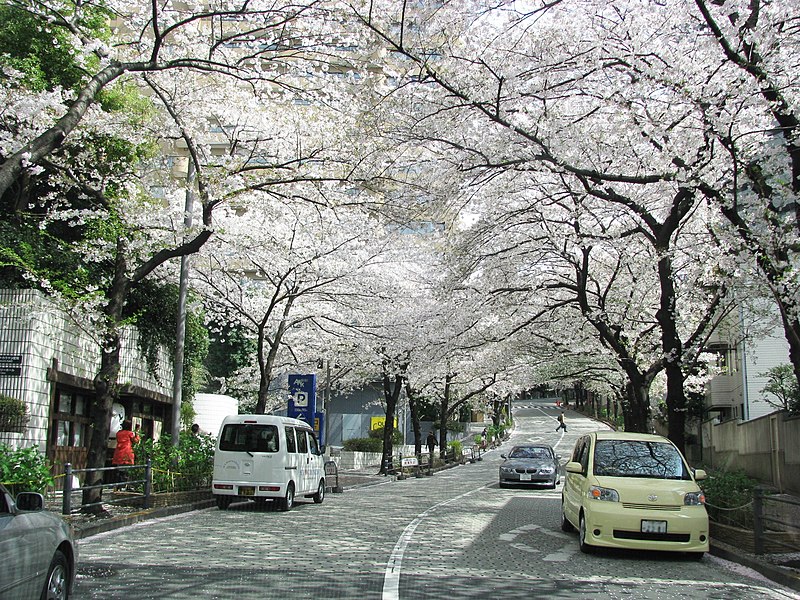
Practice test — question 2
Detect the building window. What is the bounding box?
[53,388,91,448]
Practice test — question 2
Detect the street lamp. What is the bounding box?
[171,156,195,446]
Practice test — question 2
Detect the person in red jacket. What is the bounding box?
[113,420,140,483]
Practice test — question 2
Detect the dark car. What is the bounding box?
[0,483,76,599]
[499,444,559,489]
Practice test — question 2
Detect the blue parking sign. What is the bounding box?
[287,374,317,424]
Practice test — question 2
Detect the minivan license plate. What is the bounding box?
[641,520,667,533]
[239,486,255,496]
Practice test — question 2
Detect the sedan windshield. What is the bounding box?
[509,447,552,460]
[593,440,690,480]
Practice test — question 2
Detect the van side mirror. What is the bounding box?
[565,461,583,474]
[693,469,707,481]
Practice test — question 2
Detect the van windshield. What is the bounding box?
[593,440,690,480]
[219,424,279,453]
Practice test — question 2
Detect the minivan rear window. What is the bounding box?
[219,424,279,453]
[593,440,690,480]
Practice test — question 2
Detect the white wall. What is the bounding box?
[193,393,238,437]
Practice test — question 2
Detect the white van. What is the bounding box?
[212,414,326,511]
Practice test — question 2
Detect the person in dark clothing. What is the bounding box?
[426,431,438,456]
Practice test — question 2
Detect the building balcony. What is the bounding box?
[705,373,743,410]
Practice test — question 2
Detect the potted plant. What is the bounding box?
[0,394,29,433]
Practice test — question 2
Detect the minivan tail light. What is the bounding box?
[259,486,280,492]
[214,484,234,490]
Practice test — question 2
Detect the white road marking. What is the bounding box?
[381,483,490,600]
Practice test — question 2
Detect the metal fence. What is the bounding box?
[60,460,152,515]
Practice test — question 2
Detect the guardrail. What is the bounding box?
[62,460,152,515]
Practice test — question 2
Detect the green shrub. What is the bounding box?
[132,430,214,492]
[448,440,463,455]
[367,426,403,445]
[0,444,54,495]
[342,437,383,452]
[699,468,758,528]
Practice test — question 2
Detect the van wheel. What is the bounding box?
[579,513,594,554]
[216,496,232,510]
[313,480,325,504]
[280,483,294,512]
[560,501,574,532]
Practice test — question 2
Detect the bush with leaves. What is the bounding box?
[0,444,54,495]
[132,430,214,492]
[699,468,759,529]
[342,437,383,453]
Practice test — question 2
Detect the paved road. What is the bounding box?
[73,404,800,599]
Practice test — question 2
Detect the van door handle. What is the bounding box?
[285,466,297,470]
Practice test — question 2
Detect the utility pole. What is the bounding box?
[171,158,195,446]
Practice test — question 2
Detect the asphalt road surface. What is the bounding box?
[73,403,800,599]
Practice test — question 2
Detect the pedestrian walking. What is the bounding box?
[555,412,567,433]
[426,430,438,462]
[112,420,140,484]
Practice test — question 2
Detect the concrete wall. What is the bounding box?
[697,411,800,496]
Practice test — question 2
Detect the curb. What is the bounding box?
[74,499,216,539]
[710,540,800,593]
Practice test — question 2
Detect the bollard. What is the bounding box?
[144,459,152,509]
[63,463,72,515]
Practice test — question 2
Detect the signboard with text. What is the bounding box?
[0,354,22,377]
[287,374,317,425]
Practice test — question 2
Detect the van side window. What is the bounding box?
[296,428,309,453]
[308,432,320,455]
[571,438,584,463]
[285,427,297,453]
[578,439,590,473]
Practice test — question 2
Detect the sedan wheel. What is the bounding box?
[42,550,69,600]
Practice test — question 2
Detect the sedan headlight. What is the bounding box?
[539,467,555,474]
[588,485,619,502]
[684,491,705,506]
[499,466,514,473]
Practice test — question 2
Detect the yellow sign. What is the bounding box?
[370,417,398,430]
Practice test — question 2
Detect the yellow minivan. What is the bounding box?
[561,431,709,558]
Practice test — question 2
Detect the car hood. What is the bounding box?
[593,476,701,505]
[502,459,555,469]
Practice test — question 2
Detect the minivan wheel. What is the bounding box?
[280,483,294,512]
[215,496,232,510]
[313,480,325,504]
[41,550,69,600]
[579,513,594,554]
[560,502,575,532]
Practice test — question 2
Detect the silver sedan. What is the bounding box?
[499,444,560,489]
[0,483,76,599]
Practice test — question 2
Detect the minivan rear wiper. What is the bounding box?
[246,450,254,457]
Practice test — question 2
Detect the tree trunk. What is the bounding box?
[82,245,129,513]
[438,373,454,458]
[378,370,402,475]
[621,380,650,433]
[405,380,422,456]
